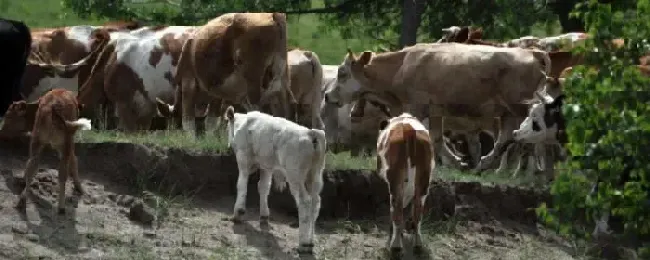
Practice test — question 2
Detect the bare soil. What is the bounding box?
[0,141,592,260]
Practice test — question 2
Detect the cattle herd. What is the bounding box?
[0,13,649,257]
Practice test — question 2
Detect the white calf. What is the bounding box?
[224,106,327,254]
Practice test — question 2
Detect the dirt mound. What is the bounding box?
[0,141,550,225]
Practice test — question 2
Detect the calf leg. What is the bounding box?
[387,168,406,256]
[16,141,44,209]
[57,156,69,214]
[258,170,273,226]
[233,158,255,223]
[413,162,432,254]
[68,154,85,195]
[308,170,324,247]
[287,180,314,254]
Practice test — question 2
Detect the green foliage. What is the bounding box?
[536,0,650,254]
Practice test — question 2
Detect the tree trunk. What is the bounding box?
[547,0,586,33]
[399,0,424,48]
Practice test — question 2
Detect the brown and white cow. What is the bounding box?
[376,112,433,257]
[24,22,144,99]
[324,44,551,173]
[0,89,92,214]
[76,26,197,131]
[172,13,293,135]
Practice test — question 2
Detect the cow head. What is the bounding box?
[323,49,373,107]
[223,105,236,148]
[0,101,38,138]
[439,26,471,43]
[513,93,567,144]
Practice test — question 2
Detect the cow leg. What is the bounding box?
[205,98,223,133]
[233,155,255,223]
[181,77,197,133]
[115,102,137,132]
[496,142,515,175]
[386,167,405,256]
[430,117,464,170]
[258,170,273,226]
[16,140,44,210]
[475,116,518,172]
[68,154,85,196]
[287,179,313,254]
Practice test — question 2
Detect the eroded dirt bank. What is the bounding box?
[0,140,586,260]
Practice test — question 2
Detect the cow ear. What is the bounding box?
[379,119,389,130]
[357,51,372,66]
[553,94,566,106]
[224,106,235,121]
[346,48,355,60]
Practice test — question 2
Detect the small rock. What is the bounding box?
[26,233,39,242]
[12,225,28,234]
[155,241,162,247]
[128,200,156,225]
[143,229,156,238]
[181,240,192,247]
[119,195,135,207]
[107,193,117,202]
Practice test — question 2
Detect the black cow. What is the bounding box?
[0,18,32,117]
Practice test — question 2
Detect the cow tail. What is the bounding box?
[52,106,92,133]
[404,125,417,173]
[304,129,327,193]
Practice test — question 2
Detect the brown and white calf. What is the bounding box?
[0,89,92,214]
[376,112,434,256]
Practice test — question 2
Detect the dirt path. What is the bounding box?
[0,152,586,260]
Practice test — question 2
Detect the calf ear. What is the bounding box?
[379,119,389,130]
[224,106,235,121]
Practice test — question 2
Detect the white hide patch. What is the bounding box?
[67,25,103,52]
[27,76,79,102]
[113,26,194,117]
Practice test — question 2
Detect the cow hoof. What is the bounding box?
[73,187,86,196]
[58,207,66,215]
[389,247,402,260]
[259,216,270,227]
[297,244,314,254]
[232,208,246,224]
[14,200,26,210]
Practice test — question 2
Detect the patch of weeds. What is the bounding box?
[435,166,546,187]
[326,151,376,170]
[76,129,229,154]
[421,214,461,235]
[133,171,199,227]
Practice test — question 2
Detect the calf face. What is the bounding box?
[513,93,566,143]
[0,101,38,137]
[323,50,370,107]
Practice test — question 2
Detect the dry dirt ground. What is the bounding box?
[0,151,590,260]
